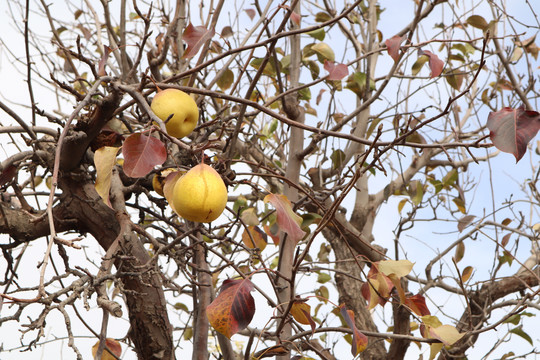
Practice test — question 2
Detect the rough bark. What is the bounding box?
[329,229,388,360]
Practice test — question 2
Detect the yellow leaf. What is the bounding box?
[461,266,473,282]
[378,259,414,277]
[290,301,313,325]
[241,226,267,251]
[94,146,120,206]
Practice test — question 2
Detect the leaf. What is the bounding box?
[307,28,325,41]
[461,266,473,282]
[339,304,368,355]
[94,146,120,206]
[361,264,395,309]
[240,207,259,226]
[397,198,408,214]
[122,133,167,178]
[385,35,405,62]
[445,69,464,91]
[405,294,431,316]
[430,325,464,346]
[442,169,458,187]
[206,278,255,338]
[241,226,267,251]
[454,241,465,263]
[378,259,414,277]
[263,223,280,245]
[312,42,335,62]
[317,272,331,284]
[315,12,331,22]
[98,45,113,77]
[290,299,316,332]
[253,345,289,359]
[221,26,233,38]
[418,49,444,78]
[422,315,464,347]
[486,106,540,162]
[323,60,348,80]
[330,149,346,169]
[217,68,234,91]
[453,197,466,214]
[264,193,306,244]
[92,338,122,359]
[412,55,429,75]
[182,23,215,59]
[457,215,475,232]
[250,57,277,76]
[501,233,511,247]
[244,9,256,20]
[467,15,489,30]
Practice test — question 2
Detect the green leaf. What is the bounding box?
[317,272,332,284]
[250,57,277,76]
[442,169,458,187]
[298,86,311,101]
[452,43,475,57]
[445,69,464,91]
[330,149,346,169]
[412,55,429,75]
[315,12,331,22]
[366,118,383,138]
[307,28,325,41]
[315,285,329,302]
[509,327,533,345]
[217,68,234,91]
[312,42,335,62]
[466,15,489,30]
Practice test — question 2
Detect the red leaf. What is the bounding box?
[92,338,122,359]
[361,263,395,309]
[244,9,256,20]
[419,49,444,78]
[182,23,215,59]
[487,106,540,162]
[339,304,368,355]
[279,5,301,26]
[405,293,431,316]
[264,193,306,244]
[122,133,167,178]
[206,278,255,338]
[385,35,405,62]
[324,60,349,80]
[98,45,113,76]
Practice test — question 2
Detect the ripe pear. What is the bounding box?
[172,163,227,223]
[151,88,199,138]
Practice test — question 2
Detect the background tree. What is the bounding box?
[0,0,539,359]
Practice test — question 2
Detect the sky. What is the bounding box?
[0,0,539,359]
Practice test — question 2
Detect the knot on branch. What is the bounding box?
[282,93,301,120]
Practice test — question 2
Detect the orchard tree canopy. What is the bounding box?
[0,0,539,359]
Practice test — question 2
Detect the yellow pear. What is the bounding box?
[151,88,199,138]
[172,164,227,223]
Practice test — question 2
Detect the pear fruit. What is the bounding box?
[151,88,199,138]
[172,164,227,223]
